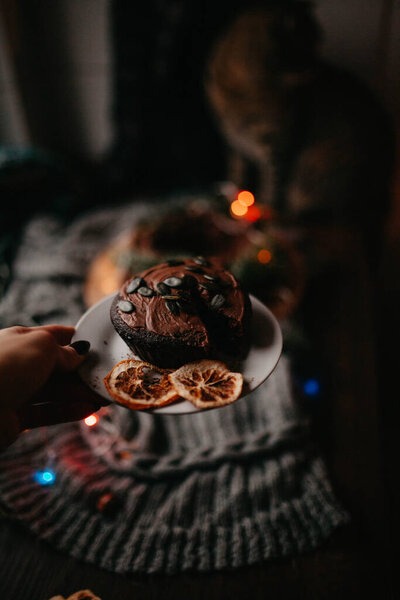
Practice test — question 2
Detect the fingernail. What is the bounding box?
[70,340,91,355]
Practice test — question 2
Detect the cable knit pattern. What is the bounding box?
[0,203,349,573]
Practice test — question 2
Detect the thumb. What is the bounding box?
[56,340,91,372]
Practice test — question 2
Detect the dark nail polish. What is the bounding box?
[70,340,91,355]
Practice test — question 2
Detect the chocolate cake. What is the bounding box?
[110,257,252,369]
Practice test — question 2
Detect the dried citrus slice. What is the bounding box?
[104,359,179,409]
[169,360,243,409]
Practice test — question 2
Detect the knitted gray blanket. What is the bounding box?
[0,203,349,574]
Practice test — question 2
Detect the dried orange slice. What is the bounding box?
[169,360,243,409]
[104,360,179,410]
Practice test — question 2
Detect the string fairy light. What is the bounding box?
[257,249,272,264]
[303,379,321,397]
[229,189,264,223]
[84,414,99,427]
[34,469,56,486]
[230,199,248,217]
[245,205,261,222]
[237,190,255,207]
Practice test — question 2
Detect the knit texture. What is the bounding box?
[0,202,349,573]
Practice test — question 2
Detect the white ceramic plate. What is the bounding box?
[72,293,283,415]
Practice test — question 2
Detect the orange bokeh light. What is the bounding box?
[257,249,272,264]
[230,200,248,217]
[84,414,99,427]
[237,190,255,207]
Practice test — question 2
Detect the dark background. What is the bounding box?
[0,1,399,597]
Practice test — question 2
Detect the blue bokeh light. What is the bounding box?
[303,379,320,396]
[34,470,56,485]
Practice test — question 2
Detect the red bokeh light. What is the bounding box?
[245,205,261,222]
[84,414,99,427]
[257,249,272,264]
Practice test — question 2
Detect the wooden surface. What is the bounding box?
[0,226,394,599]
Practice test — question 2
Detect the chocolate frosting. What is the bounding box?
[116,258,246,351]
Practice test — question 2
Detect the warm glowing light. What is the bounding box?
[237,190,255,207]
[230,200,248,217]
[84,414,99,427]
[257,249,272,264]
[245,205,261,222]
[34,470,56,485]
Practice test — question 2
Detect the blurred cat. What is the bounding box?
[205,1,394,228]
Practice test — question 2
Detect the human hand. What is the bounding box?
[0,325,104,450]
